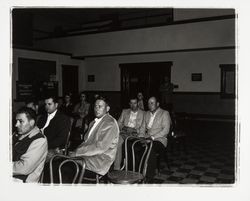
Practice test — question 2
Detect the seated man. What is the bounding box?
[12,107,48,182]
[139,96,171,180]
[113,97,145,170]
[69,97,119,178]
[37,95,71,161]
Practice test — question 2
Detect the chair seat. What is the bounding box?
[108,170,144,184]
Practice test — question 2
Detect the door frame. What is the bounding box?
[120,61,173,107]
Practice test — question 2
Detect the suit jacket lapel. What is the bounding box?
[152,108,162,128]
[84,115,106,142]
[147,108,161,129]
[84,121,95,141]
[135,110,141,128]
[124,109,130,126]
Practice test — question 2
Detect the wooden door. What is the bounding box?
[62,65,79,97]
[120,62,172,108]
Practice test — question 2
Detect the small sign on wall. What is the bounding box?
[88,75,95,82]
[191,73,202,81]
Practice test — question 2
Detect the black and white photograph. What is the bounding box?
[1,1,250,201]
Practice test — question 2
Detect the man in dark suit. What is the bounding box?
[37,95,71,161]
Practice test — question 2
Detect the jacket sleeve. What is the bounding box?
[117,110,125,130]
[75,121,119,157]
[152,111,171,139]
[13,138,48,175]
[48,116,71,149]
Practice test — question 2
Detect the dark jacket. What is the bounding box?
[37,110,71,149]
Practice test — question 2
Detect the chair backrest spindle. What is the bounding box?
[131,139,140,172]
[124,136,153,175]
[58,159,79,183]
[49,154,86,184]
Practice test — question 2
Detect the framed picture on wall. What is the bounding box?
[191,73,202,81]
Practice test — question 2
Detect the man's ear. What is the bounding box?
[106,106,110,113]
[29,119,35,127]
[157,102,160,107]
[55,103,58,108]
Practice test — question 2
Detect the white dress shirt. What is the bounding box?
[127,111,138,128]
[86,115,105,140]
[41,110,57,133]
[147,108,159,129]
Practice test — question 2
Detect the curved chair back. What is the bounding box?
[124,136,153,177]
[61,117,74,155]
[107,136,153,184]
[49,154,85,184]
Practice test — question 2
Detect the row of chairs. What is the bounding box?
[42,112,188,184]
[40,136,154,184]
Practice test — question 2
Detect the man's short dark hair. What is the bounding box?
[96,96,110,107]
[64,93,72,98]
[16,107,37,123]
[25,98,38,106]
[129,96,138,102]
[44,95,58,103]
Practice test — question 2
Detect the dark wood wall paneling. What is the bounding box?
[173,92,235,119]
[82,91,235,121]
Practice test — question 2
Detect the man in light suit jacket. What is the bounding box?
[70,97,119,177]
[139,96,171,180]
[114,97,145,170]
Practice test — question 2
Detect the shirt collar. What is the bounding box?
[48,109,57,118]
[18,126,40,140]
[130,109,138,114]
[150,107,160,115]
[94,113,106,123]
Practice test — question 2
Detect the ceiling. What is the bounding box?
[12,8,235,47]
[12,8,173,46]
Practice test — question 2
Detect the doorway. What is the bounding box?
[120,61,172,108]
[62,65,79,98]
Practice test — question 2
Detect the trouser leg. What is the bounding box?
[146,141,166,180]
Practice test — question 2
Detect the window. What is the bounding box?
[220,64,236,99]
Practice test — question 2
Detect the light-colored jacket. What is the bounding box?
[118,108,145,133]
[75,114,119,175]
[139,108,171,147]
[12,126,48,182]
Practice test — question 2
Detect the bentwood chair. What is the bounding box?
[60,117,74,156]
[49,154,86,184]
[107,136,153,184]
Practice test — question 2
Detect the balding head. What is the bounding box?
[148,96,159,113]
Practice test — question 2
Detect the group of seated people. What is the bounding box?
[12,92,171,183]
